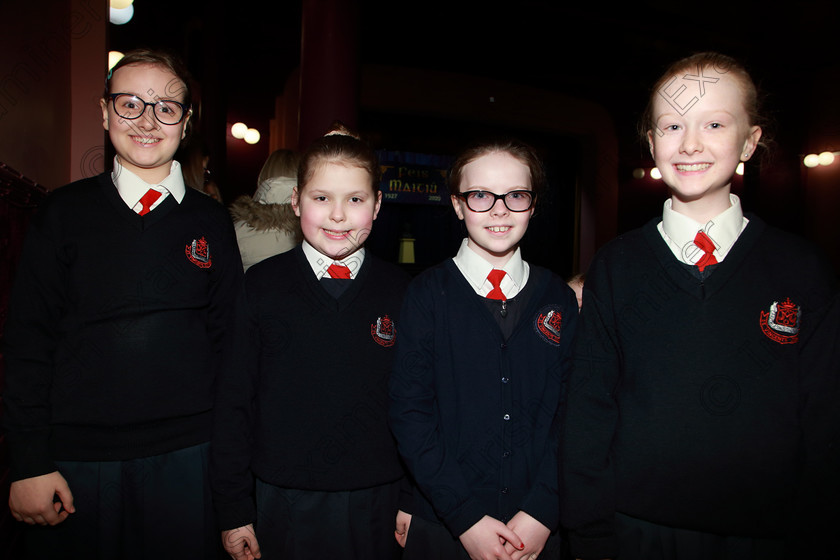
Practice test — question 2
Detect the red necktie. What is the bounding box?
[138,188,162,216]
[486,269,507,300]
[327,263,352,279]
[693,231,718,272]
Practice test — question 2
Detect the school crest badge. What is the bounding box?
[185,236,212,268]
[534,305,562,346]
[759,298,801,344]
[371,315,396,347]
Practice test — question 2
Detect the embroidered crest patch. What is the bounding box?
[371,315,396,347]
[759,298,801,344]
[534,305,562,346]
[185,237,212,268]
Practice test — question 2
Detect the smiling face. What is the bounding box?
[291,161,382,260]
[101,63,191,184]
[450,151,534,267]
[648,70,761,220]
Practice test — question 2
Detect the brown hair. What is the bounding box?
[448,138,547,205]
[180,142,208,191]
[639,52,769,149]
[297,122,380,194]
[104,47,192,108]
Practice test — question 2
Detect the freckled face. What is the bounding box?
[100,63,190,184]
[648,71,761,209]
[291,162,381,260]
[450,152,534,268]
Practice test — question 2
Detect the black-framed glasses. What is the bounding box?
[455,190,534,212]
[108,93,190,125]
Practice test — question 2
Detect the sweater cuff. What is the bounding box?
[521,492,560,532]
[214,496,257,532]
[398,479,416,514]
[8,436,57,482]
[444,497,488,539]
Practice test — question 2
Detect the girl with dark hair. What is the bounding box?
[390,139,578,560]
[211,123,410,560]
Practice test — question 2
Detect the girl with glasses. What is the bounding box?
[390,139,578,560]
[4,48,242,558]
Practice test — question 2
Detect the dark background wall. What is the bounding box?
[1,0,839,553]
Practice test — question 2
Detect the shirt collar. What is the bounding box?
[111,156,187,209]
[452,238,529,299]
[301,240,366,280]
[659,193,749,264]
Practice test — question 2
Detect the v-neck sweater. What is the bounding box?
[560,215,838,559]
[211,245,411,530]
[3,172,242,480]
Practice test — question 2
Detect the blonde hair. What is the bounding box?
[639,52,769,150]
[258,149,299,186]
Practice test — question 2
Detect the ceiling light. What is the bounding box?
[244,128,261,144]
[818,151,835,166]
[109,4,134,25]
[231,122,248,139]
[108,51,124,72]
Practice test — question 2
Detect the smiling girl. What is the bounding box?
[211,123,411,560]
[4,48,242,558]
[560,52,838,560]
[390,139,578,560]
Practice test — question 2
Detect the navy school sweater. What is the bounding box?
[2,172,243,480]
[389,259,578,538]
[560,215,839,559]
[210,245,411,530]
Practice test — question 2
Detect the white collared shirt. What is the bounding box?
[301,240,366,280]
[452,238,529,299]
[657,193,749,266]
[111,156,187,214]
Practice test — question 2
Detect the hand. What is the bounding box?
[504,511,550,560]
[222,524,261,560]
[459,515,524,560]
[395,509,412,548]
[9,471,75,526]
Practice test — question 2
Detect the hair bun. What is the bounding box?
[323,120,360,140]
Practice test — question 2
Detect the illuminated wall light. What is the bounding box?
[108,51,124,72]
[110,0,134,8]
[231,122,248,139]
[735,162,744,176]
[803,154,820,168]
[109,4,134,25]
[650,167,662,180]
[632,168,645,179]
[244,128,261,145]
[818,151,835,166]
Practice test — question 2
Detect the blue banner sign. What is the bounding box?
[377,151,453,205]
